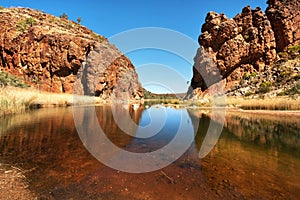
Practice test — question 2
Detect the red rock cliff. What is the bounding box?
[266,0,300,52]
[188,0,299,97]
[0,7,143,100]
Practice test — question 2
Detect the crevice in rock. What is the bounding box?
[81,62,89,96]
[4,49,13,56]
[54,68,71,77]
[0,47,6,68]
[67,54,76,63]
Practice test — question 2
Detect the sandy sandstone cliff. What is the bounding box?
[188,0,300,97]
[0,7,143,100]
[266,0,300,52]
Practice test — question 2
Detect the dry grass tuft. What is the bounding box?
[0,86,103,116]
[226,96,300,110]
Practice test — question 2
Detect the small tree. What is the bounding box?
[76,17,82,24]
[59,13,68,20]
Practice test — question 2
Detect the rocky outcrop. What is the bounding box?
[189,6,277,96]
[266,0,300,52]
[227,57,300,97]
[74,41,143,100]
[0,7,143,100]
[189,0,300,97]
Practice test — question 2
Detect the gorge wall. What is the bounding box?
[266,0,300,52]
[188,0,300,97]
[0,7,143,100]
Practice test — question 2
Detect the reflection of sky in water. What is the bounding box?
[135,106,167,138]
[130,106,194,151]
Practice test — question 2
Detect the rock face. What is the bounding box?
[266,0,300,52]
[74,42,143,100]
[0,8,143,100]
[226,57,300,97]
[189,6,277,95]
[189,0,299,97]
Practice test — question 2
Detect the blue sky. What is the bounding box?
[1,0,268,93]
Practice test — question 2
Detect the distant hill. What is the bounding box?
[143,88,186,99]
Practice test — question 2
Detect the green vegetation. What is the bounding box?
[0,71,32,115]
[144,96,300,111]
[49,16,57,24]
[287,45,300,54]
[143,88,179,100]
[258,81,272,93]
[278,51,288,59]
[53,16,74,30]
[278,45,300,59]
[245,91,255,97]
[91,32,106,42]
[143,89,156,99]
[278,81,300,96]
[0,71,30,88]
[16,20,28,32]
[243,34,250,41]
[59,13,69,20]
[25,17,36,26]
[242,72,257,80]
[77,17,82,24]
[16,17,37,32]
[66,22,73,29]
[0,6,4,10]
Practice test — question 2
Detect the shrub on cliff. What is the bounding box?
[259,81,272,93]
[59,13,68,20]
[0,71,30,88]
[16,17,37,32]
[76,17,82,24]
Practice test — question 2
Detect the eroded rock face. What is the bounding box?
[190,6,277,95]
[74,42,143,100]
[189,0,300,97]
[0,8,143,100]
[266,0,300,52]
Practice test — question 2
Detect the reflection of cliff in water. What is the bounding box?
[76,104,144,150]
[187,110,300,200]
[188,110,300,156]
[224,112,300,156]
[0,105,143,195]
[0,105,143,157]
[187,109,224,154]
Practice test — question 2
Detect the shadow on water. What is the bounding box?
[0,105,300,199]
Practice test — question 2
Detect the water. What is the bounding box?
[0,105,299,199]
